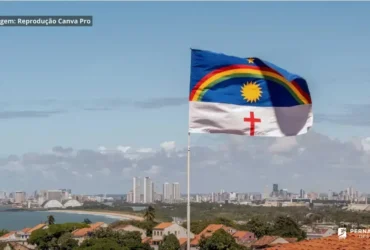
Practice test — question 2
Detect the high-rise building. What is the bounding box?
[300,189,305,199]
[126,190,133,203]
[163,182,172,201]
[47,190,63,201]
[144,177,154,203]
[133,177,140,203]
[273,184,278,192]
[173,182,180,201]
[152,182,155,203]
[15,191,26,204]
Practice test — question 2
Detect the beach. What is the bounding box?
[47,210,144,221]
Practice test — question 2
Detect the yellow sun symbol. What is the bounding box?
[241,82,262,103]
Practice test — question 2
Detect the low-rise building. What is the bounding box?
[233,230,256,246]
[251,236,293,249]
[306,228,336,239]
[72,222,108,244]
[190,224,237,247]
[113,225,146,239]
[152,222,194,246]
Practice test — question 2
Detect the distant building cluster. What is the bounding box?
[0,188,83,209]
[126,177,181,204]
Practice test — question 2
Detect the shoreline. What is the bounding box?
[47,210,144,221]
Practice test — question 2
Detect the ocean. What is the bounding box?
[0,210,118,230]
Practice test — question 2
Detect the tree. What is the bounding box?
[83,218,92,224]
[78,238,124,250]
[270,216,306,241]
[28,223,88,249]
[0,229,9,237]
[199,229,246,250]
[144,206,155,222]
[90,228,152,250]
[159,234,180,250]
[245,216,270,239]
[47,215,55,225]
[58,232,79,250]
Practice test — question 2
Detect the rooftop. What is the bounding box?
[153,222,173,230]
[27,224,46,234]
[72,222,105,237]
[265,233,370,250]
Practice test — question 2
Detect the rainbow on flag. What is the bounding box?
[188,49,313,137]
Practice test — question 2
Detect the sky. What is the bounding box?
[1,2,370,194]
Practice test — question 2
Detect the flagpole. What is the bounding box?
[187,131,191,250]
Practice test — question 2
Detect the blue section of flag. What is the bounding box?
[190,49,311,107]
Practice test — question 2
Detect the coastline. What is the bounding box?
[47,210,144,221]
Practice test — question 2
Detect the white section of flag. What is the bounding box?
[189,101,313,137]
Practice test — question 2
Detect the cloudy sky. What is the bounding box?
[1,2,370,194]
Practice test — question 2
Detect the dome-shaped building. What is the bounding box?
[42,200,63,209]
[63,199,82,208]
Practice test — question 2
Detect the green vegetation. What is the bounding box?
[0,229,9,237]
[182,215,306,240]
[199,229,249,250]
[159,234,180,250]
[144,206,156,222]
[47,215,56,225]
[28,222,88,249]
[77,228,152,250]
[28,222,152,250]
[83,218,92,224]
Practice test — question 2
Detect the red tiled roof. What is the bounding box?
[191,224,235,245]
[154,222,173,230]
[252,236,283,247]
[21,228,32,233]
[0,231,15,239]
[233,230,252,239]
[265,233,370,250]
[179,238,187,246]
[27,224,46,234]
[72,222,105,237]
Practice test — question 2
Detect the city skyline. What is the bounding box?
[1,2,370,193]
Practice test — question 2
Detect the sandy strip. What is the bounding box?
[47,210,143,221]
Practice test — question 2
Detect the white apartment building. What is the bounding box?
[163,182,180,202]
[133,177,141,203]
[144,177,154,204]
[163,182,172,201]
[173,182,180,200]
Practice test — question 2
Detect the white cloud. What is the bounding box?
[136,148,155,153]
[116,146,131,153]
[71,171,79,176]
[269,137,298,153]
[160,141,176,152]
[98,168,111,176]
[292,173,302,179]
[145,165,161,175]
[2,130,370,194]
[98,146,107,154]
